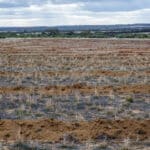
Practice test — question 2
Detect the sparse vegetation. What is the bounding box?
[0,38,149,149]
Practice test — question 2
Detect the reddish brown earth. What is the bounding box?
[0,119,149,143]
[0,84,149,95]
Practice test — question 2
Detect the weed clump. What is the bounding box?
[126,97,133,103]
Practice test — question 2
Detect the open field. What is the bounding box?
[0,38,150,149]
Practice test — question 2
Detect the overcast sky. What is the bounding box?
[0,0,150,26]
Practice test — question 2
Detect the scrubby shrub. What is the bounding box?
[126,97,133,103]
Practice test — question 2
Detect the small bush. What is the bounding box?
[126,97,133,103]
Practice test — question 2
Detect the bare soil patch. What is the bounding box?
[0,119,149,143]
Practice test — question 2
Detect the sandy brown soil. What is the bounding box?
[0,84,149,95]
[0,39,150,54]
[0,119,149,143]
[0,70,150,78]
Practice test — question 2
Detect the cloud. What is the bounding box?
[51,0,150,12]
[0,0,149,26]
[0,0,48,8]
[82,0,150,12]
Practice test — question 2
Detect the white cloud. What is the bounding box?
[0,1,149,26]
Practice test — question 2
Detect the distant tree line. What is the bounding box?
[0,28,150,38]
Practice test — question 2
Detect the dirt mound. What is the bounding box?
[0,119,149,143]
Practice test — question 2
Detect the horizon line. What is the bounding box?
[0,23,150,28]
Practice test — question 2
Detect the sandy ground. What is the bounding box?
[0,119,149,143]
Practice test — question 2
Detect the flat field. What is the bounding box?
[0,38,149,149]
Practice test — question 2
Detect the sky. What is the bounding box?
[0,0,150,26]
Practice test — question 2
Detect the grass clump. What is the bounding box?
[126,97,133,103]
